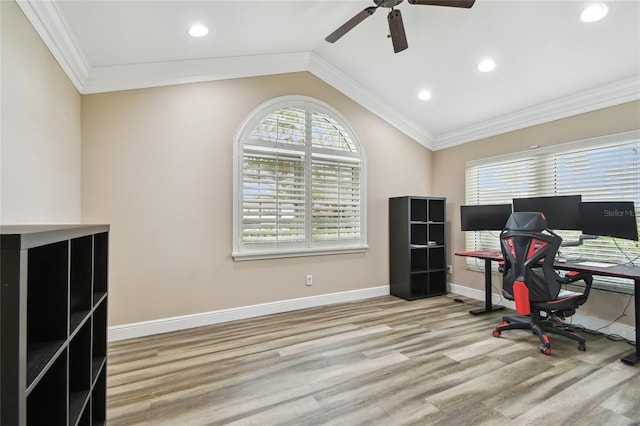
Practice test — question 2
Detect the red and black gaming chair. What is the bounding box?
[493,212,593,355]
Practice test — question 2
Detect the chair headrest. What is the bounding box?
[505,212,548,231]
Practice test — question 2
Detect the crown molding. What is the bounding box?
[18,0,639,152]
[82,52,313,94]
[17,0,89,91]
[432,76,640,150]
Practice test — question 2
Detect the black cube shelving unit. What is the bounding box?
[1,225,109,426]
[389,196,447,300]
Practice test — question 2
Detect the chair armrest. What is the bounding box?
[558,270,593,299]
[558,270,591,284]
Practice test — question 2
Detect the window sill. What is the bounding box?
[232,245,369,261]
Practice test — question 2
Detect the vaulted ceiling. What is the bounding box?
[18,0,640,150]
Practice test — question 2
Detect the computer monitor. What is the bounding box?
[578,201,638,241]
[512,195,582,230]
[460,204,513,231]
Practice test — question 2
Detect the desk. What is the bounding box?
[455,250,640,365]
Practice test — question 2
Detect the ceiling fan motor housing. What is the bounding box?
[326,0,474,53]
[375,0,404,8]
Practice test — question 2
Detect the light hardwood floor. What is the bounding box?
[106,295,640,425]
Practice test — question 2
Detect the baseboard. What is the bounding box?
[109,283,635,343]
[108,286,390,342]
[449,282,636,342]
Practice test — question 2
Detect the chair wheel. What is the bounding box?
[578,344,586,351]
[540,345,551,355]
[493,330,501,338]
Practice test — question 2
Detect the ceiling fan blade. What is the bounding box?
[325,6,378,43]
[407,0,475,8]
[387,9,408,53]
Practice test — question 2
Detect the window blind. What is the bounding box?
[465,130,640,290]
[241,146,306,245]
[234,97,367,259]
[311,155,362,242]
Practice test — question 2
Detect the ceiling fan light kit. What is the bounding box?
[325,0,475,53]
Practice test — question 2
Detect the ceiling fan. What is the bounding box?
[325,0,475,53]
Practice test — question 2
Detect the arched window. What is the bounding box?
[233,96,367,260]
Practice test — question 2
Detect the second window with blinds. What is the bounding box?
[464,129,640,291]
[233,96,367,260]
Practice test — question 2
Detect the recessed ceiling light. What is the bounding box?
[188,24,209,38]
[418,90,432,101]
[476,58,496,73]
[581,3,608,23]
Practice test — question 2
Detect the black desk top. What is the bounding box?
[456,250,640,281]
[556,259,640,280]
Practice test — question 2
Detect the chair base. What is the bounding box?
[493,314,586,355]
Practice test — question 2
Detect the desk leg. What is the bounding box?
[621,278,639,365]
[469,258,506,316]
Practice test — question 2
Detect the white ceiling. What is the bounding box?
[18,0,640,150]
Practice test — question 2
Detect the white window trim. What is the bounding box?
[232,95,368,261]
[466,130,640,168]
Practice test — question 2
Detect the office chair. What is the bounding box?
[492,212,593,355]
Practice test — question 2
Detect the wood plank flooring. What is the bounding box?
[106,295,639,425]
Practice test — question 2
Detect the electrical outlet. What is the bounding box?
[306,275,313,286]
[447,265,453,274]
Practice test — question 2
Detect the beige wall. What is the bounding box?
[81,73,433,326]
[7,0,639,330]
[433,100,640,326]
[0,1,81,224]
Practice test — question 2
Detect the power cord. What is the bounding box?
[613,238,639,267]
[558,322,635,346]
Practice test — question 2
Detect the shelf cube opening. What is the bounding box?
[92,300,108,383]
[93,233,109,304]
[411,248,428,271]
[410,273,429,298]
[69,321,91,425]
[428,199,446,222]
[91,368,107,423]
[410,224,428,245]
[429,270,447,295]
[410,199,428,222]
[428,223,445,246]
[27,349,67,425]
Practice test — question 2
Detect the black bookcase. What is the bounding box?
[1,225,109,426]
[389,196,447,300]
